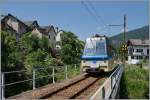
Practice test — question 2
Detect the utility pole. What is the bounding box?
[108,15,127,65]
[123,15,126,44]
[123,15,126,65]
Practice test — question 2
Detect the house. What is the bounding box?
[55,29,64,49]
[23,20,39,29]
[127,39,149,64]
[1,14,31,42]
[31,25,57,48]
[1,13,58,48]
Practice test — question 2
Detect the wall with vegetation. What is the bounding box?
[1,31,84,97]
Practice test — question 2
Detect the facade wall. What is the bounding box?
[6,17,28,34]
[48,28,56,48]
[56,31,62,42]
[31,28,42,38]
[18,23,28,34]
[7,17,19,32]
[128,45,149,64]
[132,46,149,56]
[56,31,63,49]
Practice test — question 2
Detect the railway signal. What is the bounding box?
[121,44,128,51]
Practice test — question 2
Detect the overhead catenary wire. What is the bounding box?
[81,1,123,38]
[81,1,112,35]
[87,1,106,26]
[81,1,102,27]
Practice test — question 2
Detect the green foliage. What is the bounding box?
[24,49,52,72]
[1,31,24,71]
[20,33,51,53]
[1,31,54,97]
[1,31,30,97]
[61,31,84,65]
[1,31,83,97]
[120,65,149,99]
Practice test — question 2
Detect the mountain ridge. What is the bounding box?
[110,25,149,46]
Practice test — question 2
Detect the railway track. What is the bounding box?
[8,69,114,99]
[41,73,108,99]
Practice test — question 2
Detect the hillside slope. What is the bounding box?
[110,25,149,46]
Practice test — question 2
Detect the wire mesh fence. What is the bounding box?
[1,64,81,99]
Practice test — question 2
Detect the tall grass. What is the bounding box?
[120,64,149,99]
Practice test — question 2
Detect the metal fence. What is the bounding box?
[90,64,124,100]
[0,64,80,99]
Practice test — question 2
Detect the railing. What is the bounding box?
[0,64,80,99]
[90,64,124,100]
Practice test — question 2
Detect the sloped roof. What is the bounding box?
[1,13,30,34]
[23,21,35,26]
[127,39,149,46]
[2,14,29,28]
[39,26,51,35]
[37,25,57,35]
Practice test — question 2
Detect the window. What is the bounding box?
[83,39,106,56]
[136,56,143,59]
[136,49,143,52]
[147,49,149,55]
[146,56,149,59]
[54,36,55,40]
[49,35,50,39]
[131,56,134,59]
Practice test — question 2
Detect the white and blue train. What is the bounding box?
[81,35,117,73]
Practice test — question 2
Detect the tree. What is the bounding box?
[60,31,84,65]
[1,31,29,97]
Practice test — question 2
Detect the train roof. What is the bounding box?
[91,34,107,38]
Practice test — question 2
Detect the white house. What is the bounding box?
[127,39,149,64]
[55,30,63,49]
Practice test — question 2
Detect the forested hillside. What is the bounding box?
[110,25,149,46]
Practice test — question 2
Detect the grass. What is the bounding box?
[55,65,81,82]
[120,64,149,99]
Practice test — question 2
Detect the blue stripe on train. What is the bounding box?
[81,55,112,60]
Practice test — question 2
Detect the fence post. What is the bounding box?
[1,72,5,99]
[74,64,77,70]
[32,69,36,89]
[52,67,55,84]
[65,65,68,80]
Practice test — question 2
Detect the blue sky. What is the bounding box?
[0,0,148,40]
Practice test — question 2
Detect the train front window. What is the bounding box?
[83,38,106,56]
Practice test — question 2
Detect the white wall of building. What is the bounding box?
[131,46,149,56]
[31,28,42,38]
[56,31,63,42]
[49,28,57,48]
[7,17,27,34]
[128,45,149,64]
[7,18,19,32]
